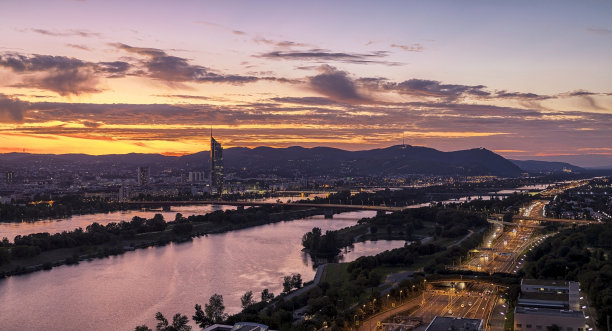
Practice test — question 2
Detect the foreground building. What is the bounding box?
[514,279,587,331]
[425,316,483,331]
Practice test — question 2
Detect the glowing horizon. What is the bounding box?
[1,0,611,166]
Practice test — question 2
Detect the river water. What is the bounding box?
[0,204,237,241]
[0,210,406,330]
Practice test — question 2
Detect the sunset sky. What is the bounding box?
[1,0,611,166]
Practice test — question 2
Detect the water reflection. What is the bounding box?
[0,210,405,331]
[0,205,236,241]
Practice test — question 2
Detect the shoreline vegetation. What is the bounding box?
[0,192,286,223]
[0,205,338,278]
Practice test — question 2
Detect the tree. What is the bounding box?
[204,294,228,324]
[192,304,212,329]
[240,290,255,309]
[0,248,10,265]
[261,288,274,303]
[282,275,293,293]
[153,312,191,331]
[291,273,303,289]
[135,326,152,331]
[172,222,193,236]
[302,227,322,250]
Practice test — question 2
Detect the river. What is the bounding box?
[0,210,406,330]
[0,204,237,241]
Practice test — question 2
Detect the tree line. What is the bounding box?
[0,205,309,267]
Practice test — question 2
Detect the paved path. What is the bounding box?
[284,263,326,301]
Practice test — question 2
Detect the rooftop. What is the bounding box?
[520,292,569,302]
[521,279,571,287]
[425,316,483,331]
[515,306,585,318]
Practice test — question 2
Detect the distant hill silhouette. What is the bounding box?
[0,145,524,177]
[510,160,584,173]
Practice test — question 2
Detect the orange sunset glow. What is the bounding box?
[1,1,611,166]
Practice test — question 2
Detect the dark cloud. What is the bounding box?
[32,68,101,95]
[384,79,489,100]
[565,90,597,97]
[97,61,130,77]
[494,90,550,100]
[309,65,367,102]
[113,43,259,84]
[270,97,338,106]
[30,28,101,38]
[81,120,103,128]
[0,94,29,123]
[259,49,402,65]
[390,43,424,52]
[0,53,105,96]
[254,38,310,48]
[153,94,210,100]
[356,76,561,102]
[0,54,88,72]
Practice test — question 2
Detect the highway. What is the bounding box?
[364,199,551,330]
[461,200,547,274]
[356,180,589,330]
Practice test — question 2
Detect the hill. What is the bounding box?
[0,145,523,177]
[510,159,584,173]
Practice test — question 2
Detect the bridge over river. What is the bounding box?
[125,200,405,212]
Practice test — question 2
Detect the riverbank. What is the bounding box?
[0,207,331,278]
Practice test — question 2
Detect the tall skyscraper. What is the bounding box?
[137,166,150,186]
[210,129,224,194]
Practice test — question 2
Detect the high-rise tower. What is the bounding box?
[137,167,149,186]
[210,129,224,194]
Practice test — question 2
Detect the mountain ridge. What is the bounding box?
[0,145,529,177]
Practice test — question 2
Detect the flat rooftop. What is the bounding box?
[520,292,569,301]
[425,316,483,331]
[515,306,585,318]
[522,279,570,287]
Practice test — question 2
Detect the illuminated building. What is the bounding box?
[210,130,224,194]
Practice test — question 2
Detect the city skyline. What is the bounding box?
[1,0,611,167]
